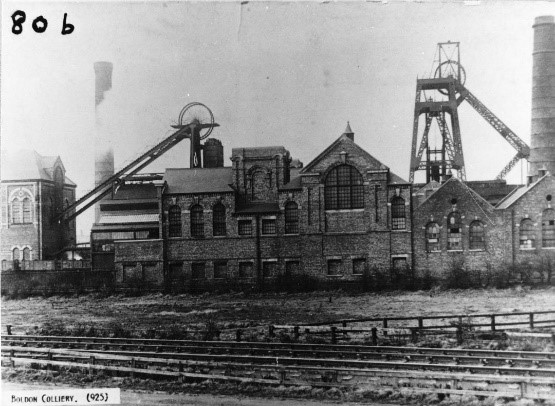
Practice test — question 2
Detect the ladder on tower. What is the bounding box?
[456,83,530,179]
[56,125,199,223]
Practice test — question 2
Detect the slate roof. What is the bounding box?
[164,167,234,194]
[112,183,158,200]
[496,174,548,209]
[1,149,76,186]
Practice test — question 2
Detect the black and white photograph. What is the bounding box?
[2,1,555,404]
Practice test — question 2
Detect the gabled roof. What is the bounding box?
[1,149,76,186]
[417,177,495,213]
[164,167,234,194]
[300,132,408,184]
[496,174,548,209]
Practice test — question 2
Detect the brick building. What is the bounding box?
[1,150,77,261]
[95,125,413,290]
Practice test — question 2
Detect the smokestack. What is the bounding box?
[529,16,555,180]
[94,61,114,223]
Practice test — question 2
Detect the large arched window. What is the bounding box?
[168,205,182,237]
[11,199,22,224]
[212,203,226,236]
[190,205,204,237]
[285,201,299,234]
[324,165,364,210]
[425,222,440,252]
[391,196,406,230]
[469,220,485,250]
[22,198,32,223]
[22,247,31,261]
[12,248,20,261]
[447,212,462,250]
[520,218,535,249]
[542,209,555,247]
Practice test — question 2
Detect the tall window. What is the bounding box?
[391,196,406,230]
[469,221,485,250]
[190,205,204,237]
[22,198,32,223]
[542,209,555,247]
[284,201,299,234]
[22,247,31,260]
[520,218,535,249]
[324,165,364,210]
[11,199,22,224]
[238,220,252,235]
[426,222,440,252]
[261,219,276,234]
[447,212,462,250]
[212,203,226,236]
[12,248,20,261]
[168,205,181,237]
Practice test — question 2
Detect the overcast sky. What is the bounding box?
[2,0,555,239]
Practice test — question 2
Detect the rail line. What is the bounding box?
[2,344,555,400]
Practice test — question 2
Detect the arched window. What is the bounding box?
[542,209,555,247]
[212,203,226,236]
[12,248,20,261]
[285,201,299,234]
[22,247,31,261]
[447,212,462,250]
[520,218,535,249]
[324,165,364,210]
[469,220,485,250]
[190,205,204,237]
[11,199,22,224]
[168,205,181,237]
[391,196,406,230]
[22,198,32,223]
[425,222,440,251]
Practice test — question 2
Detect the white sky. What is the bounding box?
[2,0,555,239]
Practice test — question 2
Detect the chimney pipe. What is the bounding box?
[94,61,115,223]
[529,16,555,181]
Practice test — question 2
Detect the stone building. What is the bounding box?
[0,150,77,261]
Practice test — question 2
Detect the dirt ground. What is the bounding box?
[2,286,554,335]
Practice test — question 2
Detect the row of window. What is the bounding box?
[519,210,555,249]
[12,247,32,260]
[165,260,301,279]
[168,202,299,238]
[10,196,71,225]
[425,215,485,251]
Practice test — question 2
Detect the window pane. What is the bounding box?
[168,205,181,237]
[22,198,32,223]
[469,221,485,250]
[239,262,253,277]
[12,200,22,223]
[190,205,204,237]
[520,219,535,249]
[13,248,20,261]
[263,261,277,277]
[213,204,226,236]
[238,220,252,235]
[261,219,276,234]
[192,262,206,279]
[542,209,555,247]
[426,222,440,251]
[324,165,364,210]
[285,202,299,234]
[391,197,406,230]
[327,259,341,275]
[22,248,30,261]
[214,261,227,279]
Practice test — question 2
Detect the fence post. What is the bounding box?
[456,326,463,345]
[6,325,12,336]
[529,313,534,330]
[371,327,378,346]
[304,328,310,341]
[331,326,337,345]
[490,315,496,331]
[552,333,555,347]
[236,329,242,342]
[342,321,348,337]
[89,355,95,375]
[410,328,418,343]
[293,326,300,341]
[383,318,388,336]
[418,317,424,329]
[268,325,275,338]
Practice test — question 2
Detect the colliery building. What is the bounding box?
[2,15,555,291]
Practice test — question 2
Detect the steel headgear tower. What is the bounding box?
[94,61,115,223]
[530,16,555,181]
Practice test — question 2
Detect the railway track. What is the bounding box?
[2,335,555,400]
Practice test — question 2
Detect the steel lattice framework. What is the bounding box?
[409,42,530,183]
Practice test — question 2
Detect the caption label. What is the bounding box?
[3,389,120,405]
[11,11,74,35]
